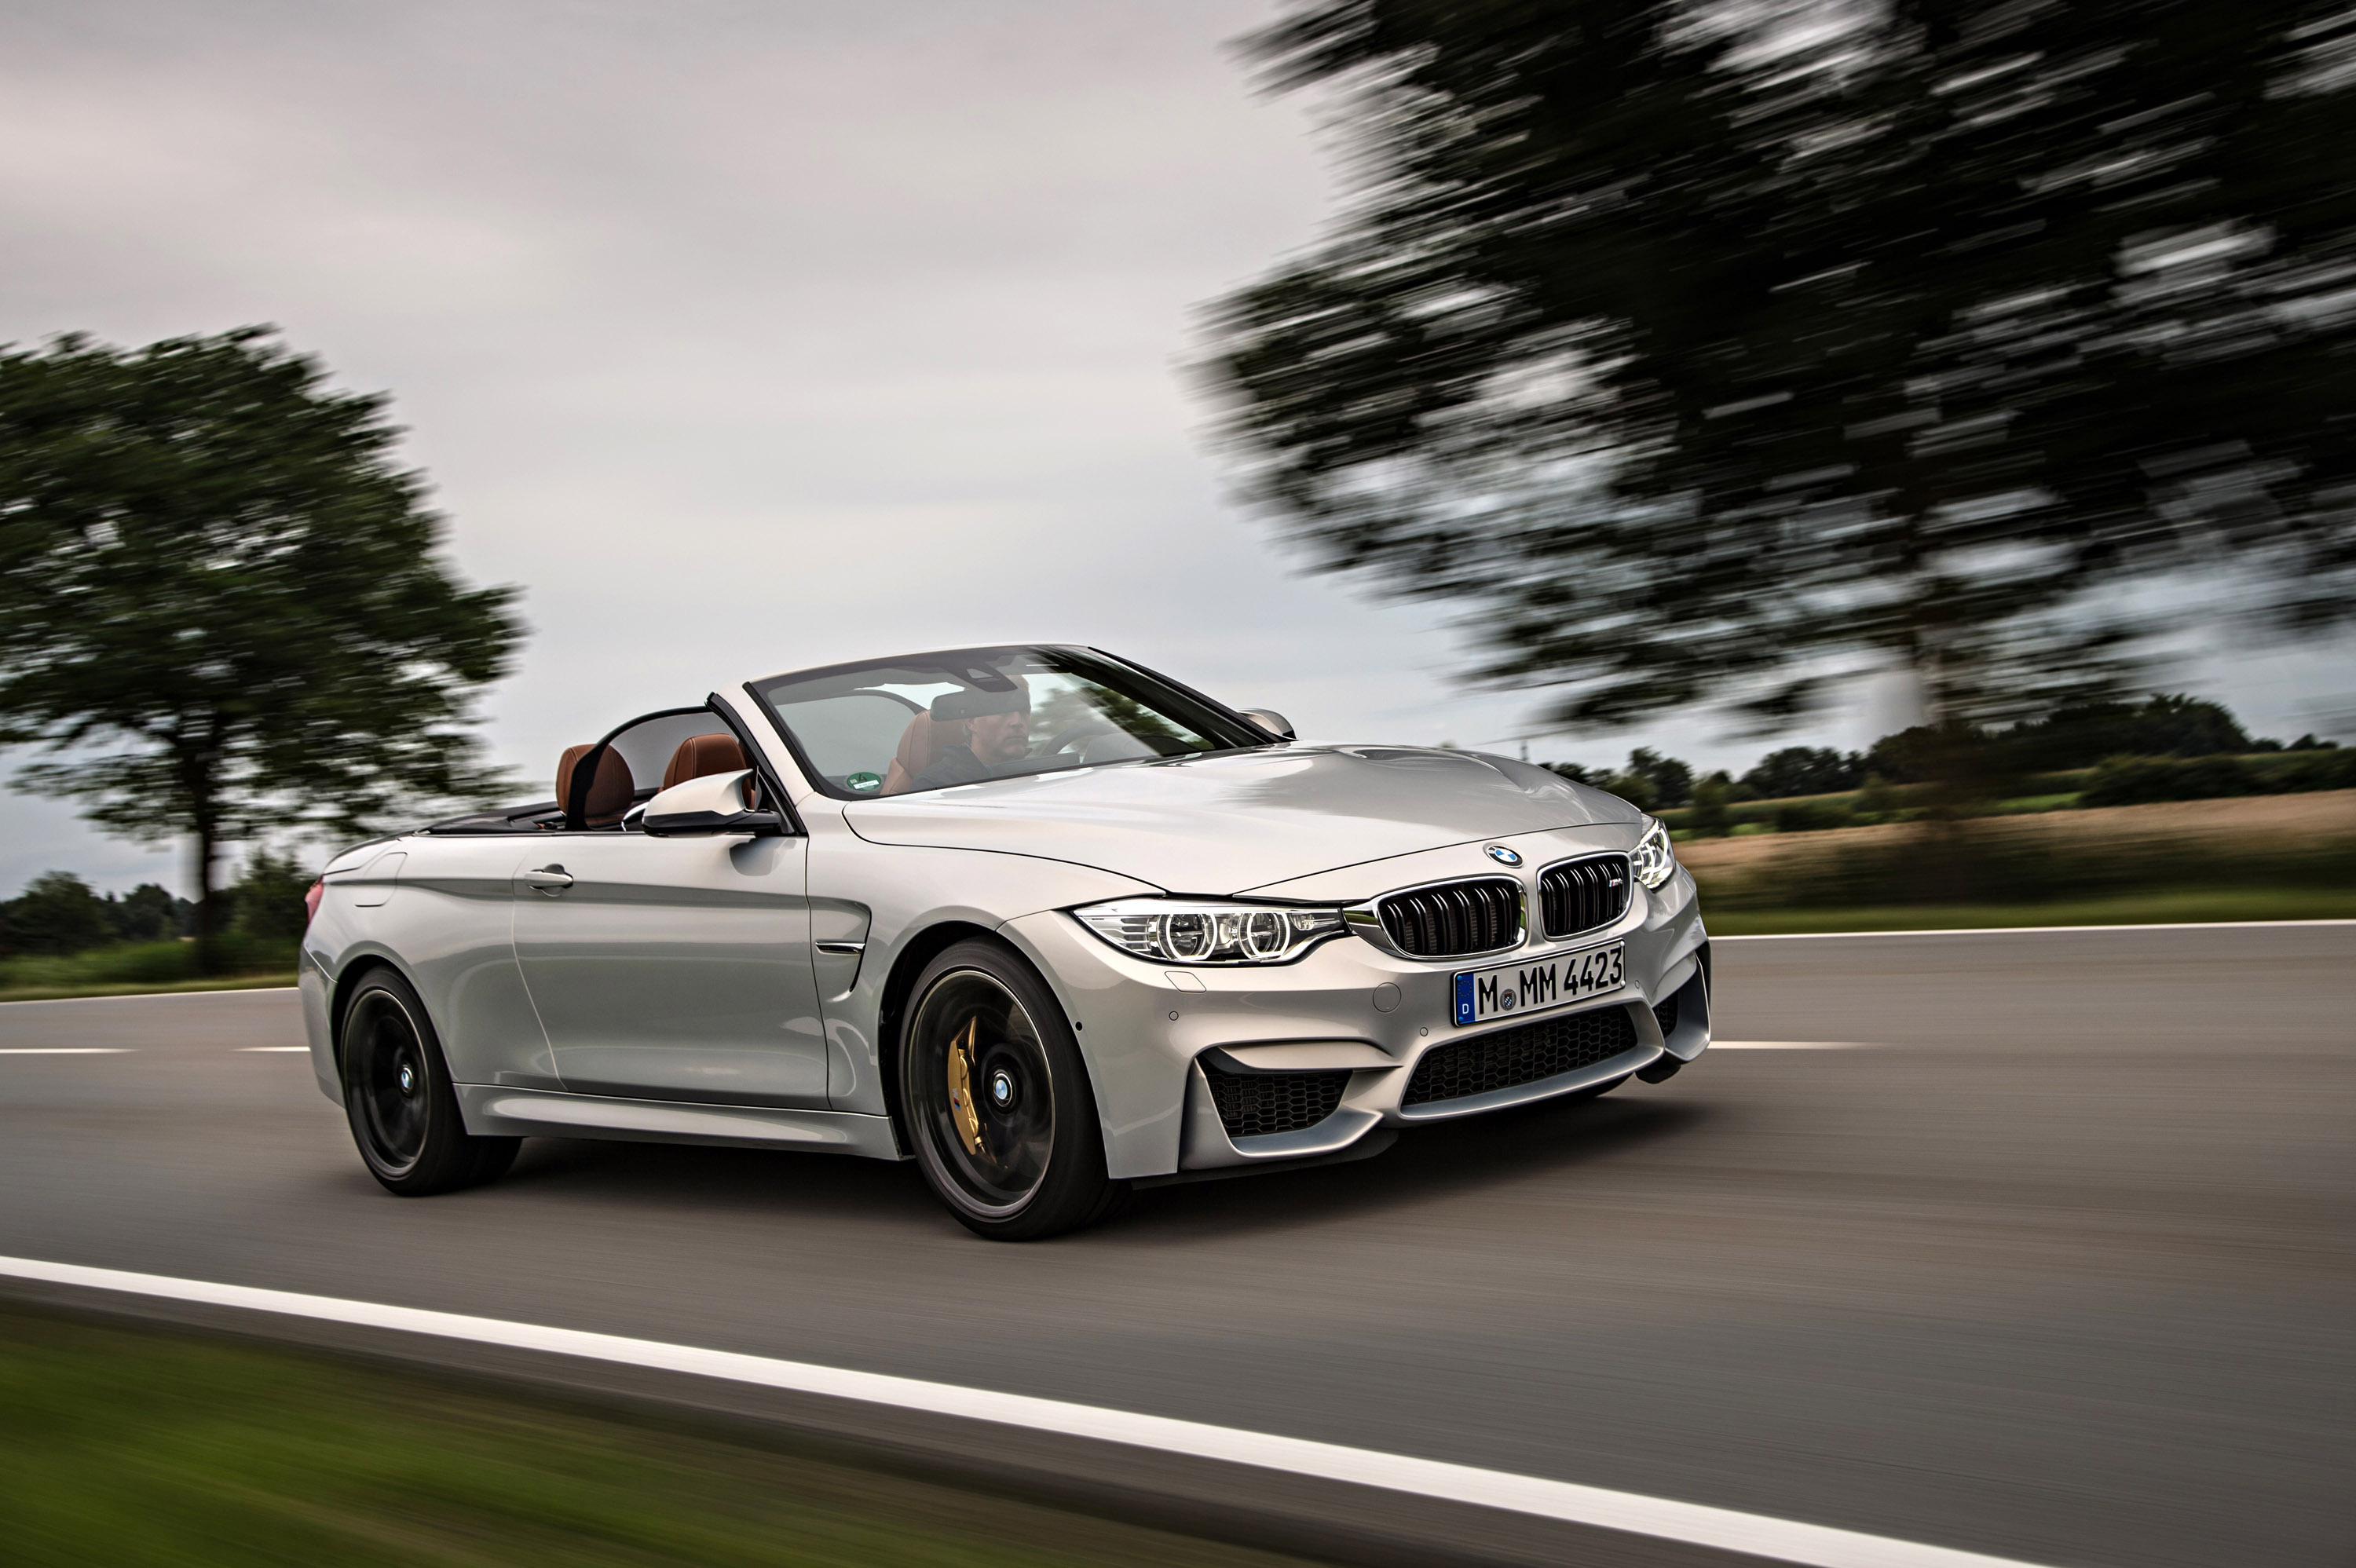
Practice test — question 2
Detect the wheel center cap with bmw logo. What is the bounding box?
[1485,844,1522,866]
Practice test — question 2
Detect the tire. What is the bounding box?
[898,939,1125,1241]
[339,967,519,1197]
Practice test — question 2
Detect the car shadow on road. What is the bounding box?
[1109,1091,1715,1244]
[479,1087,1714,1241]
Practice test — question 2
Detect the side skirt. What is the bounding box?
[454,1085,904,1159]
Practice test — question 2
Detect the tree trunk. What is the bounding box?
[190,816,222,975]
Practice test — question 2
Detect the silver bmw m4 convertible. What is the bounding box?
[301,645,1711,1239]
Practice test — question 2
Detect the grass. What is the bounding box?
[0,1303,1313,1568]
[0,938,297,1004]
[0,972,298,1004]
[1701,885,2356,935]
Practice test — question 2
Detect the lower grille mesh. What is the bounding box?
[1654,994,1679,1038]
[1205,1064,1351,1139]
[1403,1005,1639,1106]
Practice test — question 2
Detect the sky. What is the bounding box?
[4,0,2349,898]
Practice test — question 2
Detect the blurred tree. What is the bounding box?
[1687,771,1732,835]
[1622,746,1693,806]
[0,330,522,970]
[1740,746,1864,799]
[2,872,112,956]
[2002,693,2248,769]
[225,850,314,943]
[1204,0,2356,758]
[106,883,188,944]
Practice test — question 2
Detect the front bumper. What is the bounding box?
[999,826,1710,1181]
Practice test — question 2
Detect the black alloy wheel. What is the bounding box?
[339,967,518,1196]
[899,940,1124,1241]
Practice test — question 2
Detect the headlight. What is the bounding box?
[1074,898,1347,965]
[1630,817,1677,889]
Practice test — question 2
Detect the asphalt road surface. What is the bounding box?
[2,924,2349,1568]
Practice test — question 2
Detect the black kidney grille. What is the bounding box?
[1378,878,1521,957]
[1403,1004,1640,1106]
[1205,1064,1352,1139]
[1540,853,1631,940]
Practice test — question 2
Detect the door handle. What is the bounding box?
[521,866,575,892]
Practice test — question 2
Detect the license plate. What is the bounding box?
[1453,942,1626,1026]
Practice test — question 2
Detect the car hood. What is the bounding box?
[841,744,1640,894]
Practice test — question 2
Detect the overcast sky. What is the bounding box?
[5,0,2349,898]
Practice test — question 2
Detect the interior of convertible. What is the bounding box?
[425,708,757,834]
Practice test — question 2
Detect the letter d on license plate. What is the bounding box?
[1453,942,1626,1026]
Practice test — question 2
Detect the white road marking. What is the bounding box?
[1714,918,2356,941]
[1710,1041,1869,1050]
[0,1255,2050,1568]
[0,986,299,1007]
[237,1046,311,1053]
[0,1047,134,1055]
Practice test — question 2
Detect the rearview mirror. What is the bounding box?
[642,769,784,837]
[1239,707,1294,741]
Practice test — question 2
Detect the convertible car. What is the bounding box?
[300,645,1711,1239]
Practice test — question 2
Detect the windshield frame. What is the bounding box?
[744,645,1277,802]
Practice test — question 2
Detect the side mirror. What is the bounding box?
[1239,707,1295,741]
[642,769,784,837]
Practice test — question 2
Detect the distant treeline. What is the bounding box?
[1547,695,2343,811]
[0,853,311,960]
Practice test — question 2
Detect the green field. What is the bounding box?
[1700,886,2356,934]
[0,1304,1308,1568]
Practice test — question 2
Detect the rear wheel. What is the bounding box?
[340,967,518,1196]
[898,940,1124,1241]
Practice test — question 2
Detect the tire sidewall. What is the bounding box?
[898,939,1114,1239]
[338,966,499,1195]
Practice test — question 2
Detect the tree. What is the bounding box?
[2,871,113,956]
[1622,746,1692,806]
[1740,746,1864,800]
[0,330,522,968]
[1687,772,1732,836]
[107,883,187,944]
[2003,694,2248,769]
[1202,0,2356,754]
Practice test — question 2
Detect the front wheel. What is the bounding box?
[898,941,1124,1241]
[340,967,518,1196]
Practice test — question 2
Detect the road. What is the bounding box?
[2,925,2349,1567]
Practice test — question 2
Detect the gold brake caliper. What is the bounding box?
[946,1016,985,1157]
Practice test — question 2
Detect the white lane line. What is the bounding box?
[1710,1041,1870,1050]
[0,1047,134,1055]
[0,1255,2049,1568]
[237,1046,311,1053]
[1715,919,2356,941]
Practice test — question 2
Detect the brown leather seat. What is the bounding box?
[661,732,748,789]
[557,744,633,828]
[881,713,969,795]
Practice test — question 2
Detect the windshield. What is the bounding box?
[750,647,1268,799]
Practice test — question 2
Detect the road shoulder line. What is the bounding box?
[0,1253,2046,1568]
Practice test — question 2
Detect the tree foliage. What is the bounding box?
[1202,0,2356,739]
[0,330,522,963]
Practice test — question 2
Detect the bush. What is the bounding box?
[1688,774,1733,837]
[2080,754,2262,806]
[1,872,114,956]
[1772,800,1854,833]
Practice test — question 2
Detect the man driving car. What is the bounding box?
[910,681,1031,791]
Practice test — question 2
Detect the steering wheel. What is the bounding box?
[1043,719,1120,756]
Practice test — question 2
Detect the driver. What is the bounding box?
[910,679,1031,790]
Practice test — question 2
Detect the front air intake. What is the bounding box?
[1376,878,1521,959]
[1403,1003,1641,1106]
[1203,1062,1351,1139]
[1539,853,1631,940]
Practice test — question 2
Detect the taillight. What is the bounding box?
[304,879,324,925]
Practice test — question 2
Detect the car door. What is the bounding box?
[511,706,828,1107]
[513,830,828,1106]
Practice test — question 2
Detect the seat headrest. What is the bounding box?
[662,732,748,790]
[557,744,633,828]
[882,712,969,795]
